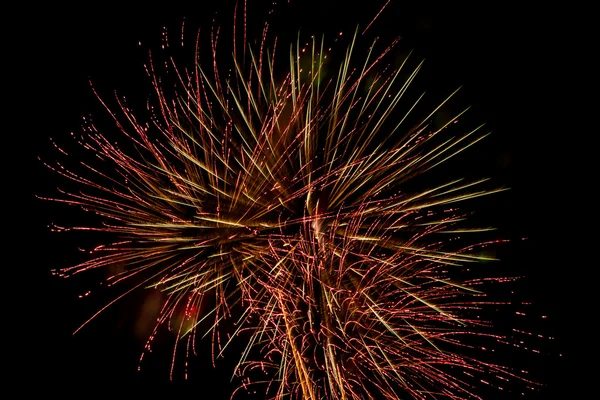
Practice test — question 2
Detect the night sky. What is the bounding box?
[18,1,580,397]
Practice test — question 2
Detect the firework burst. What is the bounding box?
[43,2,539,398]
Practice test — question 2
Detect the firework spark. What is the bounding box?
[43,3,539,399]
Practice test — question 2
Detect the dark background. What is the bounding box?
[14,0,581,397]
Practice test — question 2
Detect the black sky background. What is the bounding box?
[15,1,583,398]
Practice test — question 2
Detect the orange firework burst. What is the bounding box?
[42,2,541,398]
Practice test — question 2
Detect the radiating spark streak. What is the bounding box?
[438,228,497,233]
[430,278,484,294]
[362,0,392,35]
[399,188,510,213]
[44,4,538,398]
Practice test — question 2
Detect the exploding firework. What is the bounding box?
[42,2,541,398]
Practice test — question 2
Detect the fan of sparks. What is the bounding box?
[44,9,532,400]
